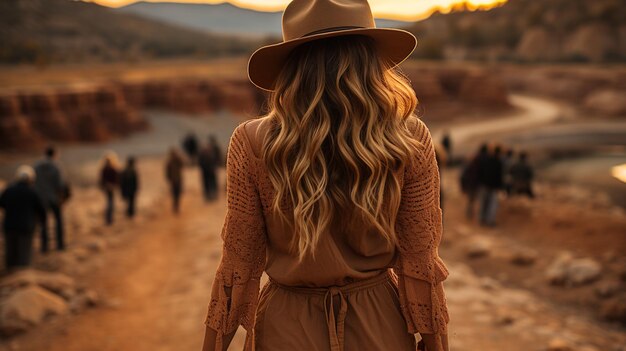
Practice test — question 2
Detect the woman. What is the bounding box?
[99,152,119,226]
[202,1,449,350]
[165,148,185,214]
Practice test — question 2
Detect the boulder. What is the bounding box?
[546,252,574,285]
[567,258,602,285]
[0,269,75,298]
[465,237,492,258]
[510,248,538,266]
[0,286,69,335]
[68,289,100,313]
[545,253,602,286]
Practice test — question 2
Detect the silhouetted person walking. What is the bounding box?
[441,131,452,166]
[182,133,199,164]
[478,145,504,226]
[208,135,224,168]
[34,146,65,252]
[165,148,184,214]
[510,152,535,198]
[100,153,120,225]
[0,166,46,270]
[120,157,139,218]
[198,143,218,201]
[502,149,515,196]
[461,144,488,220]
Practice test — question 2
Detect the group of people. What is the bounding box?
[99,153,139,225]
[0,147,68,270]
[99,132,223,220]
[460,143,535,226]
[181,133,223,202]
[0,132,224,271]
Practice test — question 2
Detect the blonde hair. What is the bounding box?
[262,35,420,260]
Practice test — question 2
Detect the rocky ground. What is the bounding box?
[0,156,623,350]
[0,91,624,350]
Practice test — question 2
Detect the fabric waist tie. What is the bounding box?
[269,270,392,351]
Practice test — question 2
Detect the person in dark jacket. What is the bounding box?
[198,142,218,201]
[208,135,224,168]
[119,157,139,218]
[182,133,199,165]
[34,146,66,252]
[510,152,535,198]
[478,145,504,226]
[0,166,46,270]
[165,148,185,214]
[460,144,488,220]
[100,152,120,225]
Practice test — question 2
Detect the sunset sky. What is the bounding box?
[89,0,508,21]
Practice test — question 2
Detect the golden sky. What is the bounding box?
[90,0,508,21]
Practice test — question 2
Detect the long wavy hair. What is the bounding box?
[262,35,420,260]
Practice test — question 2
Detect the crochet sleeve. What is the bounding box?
[204,124,267,347]
[393,118,450,335]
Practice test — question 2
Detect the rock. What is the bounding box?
[567,258,602,285]
[510,248,538,266]
[85,238,107,253]
[71,247,91,262]
[595,281,621,299]
[0,269,75,297]
[545,253,602,286]
[466,237,492,258]
[600,297,626,324]
[546,338,572,351]
[0,286,69,335]
[68,289,100,313]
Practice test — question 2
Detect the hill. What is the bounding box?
[410,0,626,62]
[117,1,412,37]
[0,0,258,64]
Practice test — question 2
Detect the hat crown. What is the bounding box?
[282,0,376,41]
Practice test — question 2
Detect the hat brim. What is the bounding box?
[247,28,418,91]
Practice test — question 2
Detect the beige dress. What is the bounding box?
[205,116,449,351]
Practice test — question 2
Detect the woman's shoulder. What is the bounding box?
[405,115,432,145]
[231,116,272,159]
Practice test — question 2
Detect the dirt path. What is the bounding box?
[1,95,624,350]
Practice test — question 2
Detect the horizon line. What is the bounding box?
[86,0,508,22]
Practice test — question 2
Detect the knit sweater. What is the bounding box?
[205,116,449,346]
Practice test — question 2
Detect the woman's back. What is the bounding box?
[202,1,449,350]
[204,115,448,350]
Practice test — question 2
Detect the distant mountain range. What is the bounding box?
[0,0,257,64]
[117,1,412,38]
[1,0,622,65]
[407,0,626,62]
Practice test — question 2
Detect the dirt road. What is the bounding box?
[1,95,625,350]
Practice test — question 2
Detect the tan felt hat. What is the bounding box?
[247,0,418,91]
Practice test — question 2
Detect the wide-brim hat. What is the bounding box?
[248,0,418,91]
